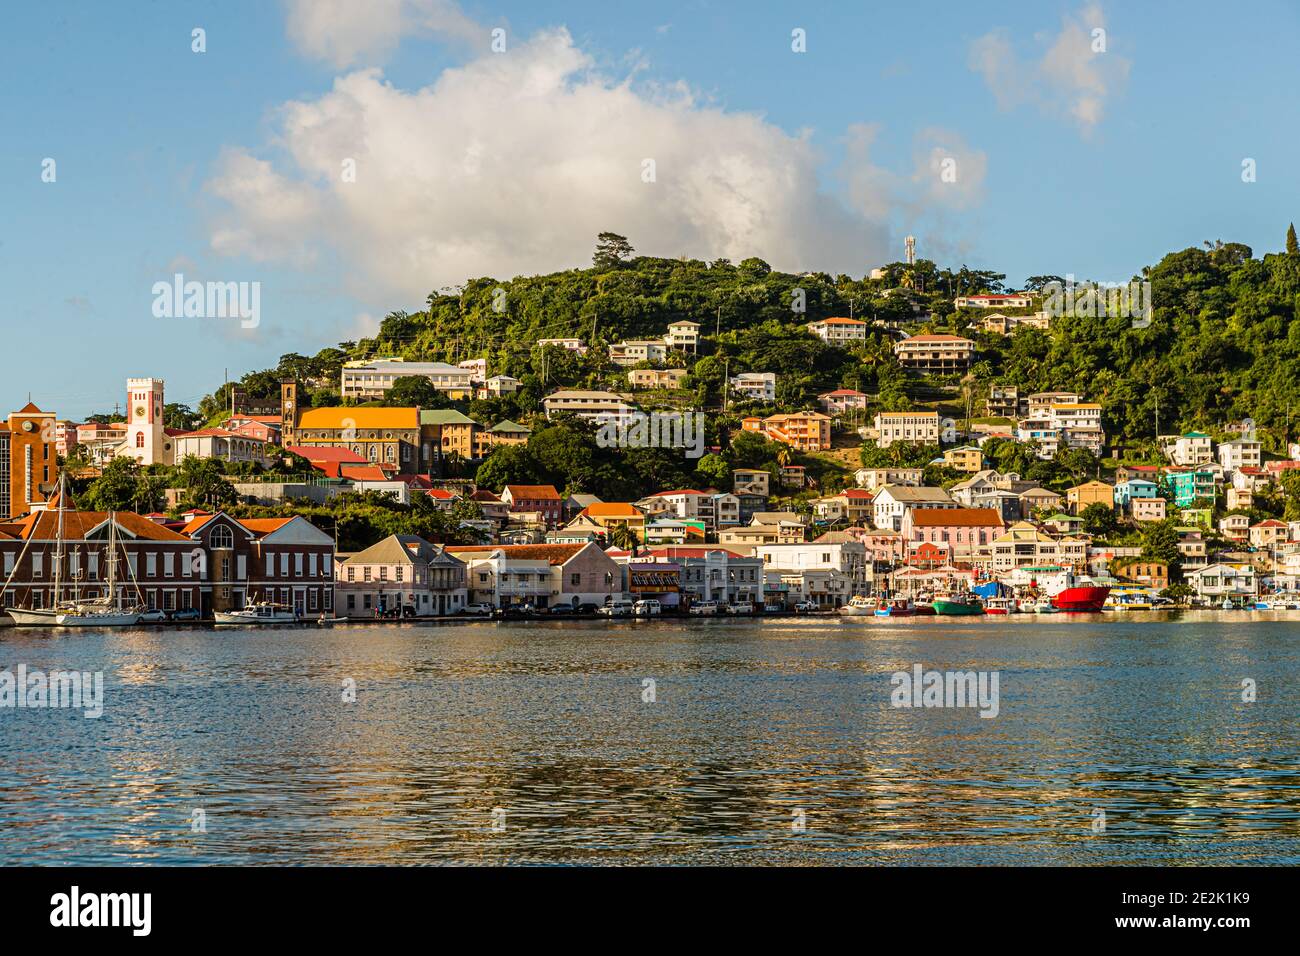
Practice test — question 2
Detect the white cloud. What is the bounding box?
[969,3,1130,136]
[284,0,483,69]
[207,27,902,302]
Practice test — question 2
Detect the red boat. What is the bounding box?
[1051,585,1110,612]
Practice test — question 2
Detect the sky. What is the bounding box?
[2,0,1299,419]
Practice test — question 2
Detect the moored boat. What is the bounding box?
[837,595,876,616]
[931,592,983,616]
[214,602,301,625]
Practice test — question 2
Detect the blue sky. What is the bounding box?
[2,0,1298,419]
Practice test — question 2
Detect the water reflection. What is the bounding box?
[1,617,1297,864]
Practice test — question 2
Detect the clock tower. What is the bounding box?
[123,378,172,466]
[280,380,298,447]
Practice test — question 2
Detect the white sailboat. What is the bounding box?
[1,481,143,627]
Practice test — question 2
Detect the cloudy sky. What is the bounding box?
[3,0,1299,417]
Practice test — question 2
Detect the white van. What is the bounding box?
[632,599,661,617]
[597,599,634,617]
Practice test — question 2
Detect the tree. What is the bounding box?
[385,376,450,408]
[593,232,634,269]
[1288,223,1299,256]
[1079,502,1120,538]
[84,457,143,512]
[474,444,541,491]
[1141,518,1183,573]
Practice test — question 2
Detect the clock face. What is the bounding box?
[21,420,35,432]
[135,406,146,418]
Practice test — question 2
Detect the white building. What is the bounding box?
[1217,438,1262,472]
[874,411,940,448]
[805,317,867,345]
[730,372,777,402]
[608,340,669,366]
[954,294,1033,309]
[1016,402,1105,458]
[1164,431,1214,466]
[872,485,958,531]
[854,467,924,491]
[173,428,272,467]
[542,390,638,425]
[119,378,174,466]
[334,534,468,617]
[536,338,588,354]
[664,320,701,354]
[341,360,476,399]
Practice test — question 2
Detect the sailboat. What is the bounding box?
[1,479,143,627]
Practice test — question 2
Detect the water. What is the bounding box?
[2,613,1298,865]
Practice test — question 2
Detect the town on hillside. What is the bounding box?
[6,233,1300,622]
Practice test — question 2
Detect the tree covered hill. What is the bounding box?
[200,230,1300,452]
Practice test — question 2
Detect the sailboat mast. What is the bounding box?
[107,514,118,608]
[52,474,66,607]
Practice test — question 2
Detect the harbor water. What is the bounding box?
[2,612,1298,865]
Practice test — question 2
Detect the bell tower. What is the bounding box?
[280,380,298,447]
[124,378,169,465]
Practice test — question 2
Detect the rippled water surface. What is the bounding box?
[2,612,1298,865]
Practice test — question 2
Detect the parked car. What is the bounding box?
[549,604,576,615]
[725,602,754,615]
[576,603,603,615]
[763,603,786,614]
[167,608,202,622]
[632,599,661,617]
[139,609,168,623]
[793,601,819,613]
[597,600,634,617]
[463,603,493,615]
[687,601,719,616]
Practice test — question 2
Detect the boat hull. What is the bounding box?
[931,599,983,616]
[1052,586,1110,612]
[6,608,63,626]
[57,613,142,627]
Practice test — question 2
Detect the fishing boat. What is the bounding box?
[214,601,301,625]
[1033,597,1060,614]
[874,598,916,617]
[983,596,1016,615]
[837,595,876,616]
[931,592,984,616]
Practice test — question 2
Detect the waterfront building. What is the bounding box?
[447,542,622,609]
[335,534,467,617]
[902,507,1004,564]
[638,546,764,606]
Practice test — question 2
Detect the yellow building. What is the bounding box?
[1066,480,1115,514]
[290,402,422,473]
[580,502,647,536]
[943,446,984,473]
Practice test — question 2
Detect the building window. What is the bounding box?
[210,525,233,549]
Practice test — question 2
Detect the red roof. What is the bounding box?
[651,489,709,497]
[910,508,1004,528]
[503,484,561,500]
[285,445,367,463]
[340,465,389,482]
[644,546,747,559]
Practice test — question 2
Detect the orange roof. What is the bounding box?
[297,407,419,430]
[340,465,390,482]
[582,502,642,518]
[13,509,191,542]
[911,508,1004,528]
[503,484,561,500]
[238,518,296,536]
[445,543,590,565]
[814,317,866,325]
[285,445,367,463]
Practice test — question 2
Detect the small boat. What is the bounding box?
[983,596,1016,615]
[837,595,876,616]
[1252,601,1270,611]
[57,606,142,627]
[931,592,983,616]
[214,602,301,625]
[1033,598,1060,614]
[874,599,916,617]
[1220,598,1235,611]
